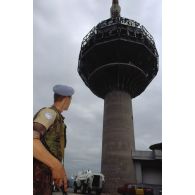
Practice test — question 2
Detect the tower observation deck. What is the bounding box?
[78,0,159,194]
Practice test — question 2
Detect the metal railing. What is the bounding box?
[81,17,158,57]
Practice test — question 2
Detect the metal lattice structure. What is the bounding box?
[78,16,158,99]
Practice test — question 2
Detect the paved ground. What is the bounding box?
[52,188,113,195]
[52,193,77,195]
[52,189,111,195]
[53,193,110,195]
[52,188,81,195]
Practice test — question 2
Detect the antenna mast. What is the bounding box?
[110,0,121,18]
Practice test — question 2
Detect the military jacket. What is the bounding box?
[33,106,66,162]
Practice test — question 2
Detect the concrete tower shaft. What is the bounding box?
[101,90,136,193]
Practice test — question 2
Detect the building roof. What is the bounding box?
[149,143,162,151]
[132,150,162,160]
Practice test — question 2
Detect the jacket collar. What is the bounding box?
[50,105,65,120]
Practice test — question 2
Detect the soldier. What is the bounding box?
[33,84,74,195]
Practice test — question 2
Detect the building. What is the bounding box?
[133,143,162,195]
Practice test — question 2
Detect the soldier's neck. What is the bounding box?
[53,103,63,113]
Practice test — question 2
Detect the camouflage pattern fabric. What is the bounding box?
[43,106,66,161]
[33,106,66,195]
[33,159,52,195]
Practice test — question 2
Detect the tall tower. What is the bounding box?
[78,0,158,194]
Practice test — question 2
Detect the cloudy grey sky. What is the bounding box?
[33,0,161,177]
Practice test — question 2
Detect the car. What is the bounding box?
[117,183,154,195]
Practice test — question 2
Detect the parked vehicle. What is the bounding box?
[117,183,154,195]
[73,170,105,194]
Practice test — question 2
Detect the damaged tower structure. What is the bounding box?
[78,0,158,193]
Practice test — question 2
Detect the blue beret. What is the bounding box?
[53,84,74,96]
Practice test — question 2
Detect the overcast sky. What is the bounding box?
[33,0,162,177]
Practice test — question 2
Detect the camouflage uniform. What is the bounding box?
[33,106,66,195]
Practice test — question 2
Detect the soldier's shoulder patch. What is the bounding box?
[44,112,53,120]
[42,108,57,117]
[34,108,57,129]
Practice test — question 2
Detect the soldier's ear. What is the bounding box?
[62,97,66,103]
[63,96,69,103]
